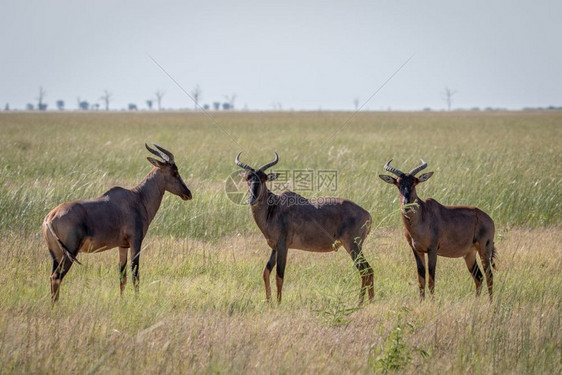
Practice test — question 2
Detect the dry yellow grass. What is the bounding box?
[0,228,560,374]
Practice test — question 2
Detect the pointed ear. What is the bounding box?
[147,157,166,168]
[267,173,280,181]
[379,174,396,185]
[417,172,434,182]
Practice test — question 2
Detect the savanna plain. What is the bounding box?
[0,111,561,374]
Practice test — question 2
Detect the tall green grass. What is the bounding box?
[1,111,560,239]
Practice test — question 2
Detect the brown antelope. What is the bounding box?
[42,144,192,302]
[379,160,496,300]
[235,152,374,304]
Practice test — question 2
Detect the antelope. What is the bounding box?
[235,152,374,304]
[42,144,192,302]
[379,159,496,300]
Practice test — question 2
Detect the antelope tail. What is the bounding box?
[491,243,497,270]
[44,221,82,265]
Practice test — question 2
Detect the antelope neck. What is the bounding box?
[401,196,425,225]
[133,168,166,223]
[250,186,277,224]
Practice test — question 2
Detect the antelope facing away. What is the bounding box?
[379,160,496,300]
[43,144,192,302]
[235,152,374,304]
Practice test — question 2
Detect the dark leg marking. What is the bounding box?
[412,250,426,300]
[263,249,277,301]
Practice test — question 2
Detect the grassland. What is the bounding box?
[0,111,561,374]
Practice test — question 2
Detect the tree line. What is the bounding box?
[8,86,237,111]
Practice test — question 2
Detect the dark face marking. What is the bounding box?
[243,170,267,205]
[397,175,418,205]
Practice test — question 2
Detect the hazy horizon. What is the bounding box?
[2,1,561,111]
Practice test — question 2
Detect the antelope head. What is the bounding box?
[379,159,433,207]
[235,152,279,205]
[145,144,192,200]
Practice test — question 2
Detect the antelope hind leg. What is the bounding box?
[119,247,128,294]
[464,250,484,296]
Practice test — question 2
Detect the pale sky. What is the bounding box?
[1,0,561,111]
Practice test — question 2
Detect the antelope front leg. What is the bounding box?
[263,249,277,302]
[412,249,426,300]
[275,244,288,303]
[427,248,437,297]
[119,247,128,294]
[131,240,142,294]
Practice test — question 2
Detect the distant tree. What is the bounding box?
[100,90,112,111]
[36,86,46,111]
[56,100,65,111]
[4,103,9,111]
[203,104,210,110]
[128,103,138,111]
[146,100,153,110]
[191,84,202,110]
[442,87,457,111]
[26,103,34,111]
[224,94,236,110]
[92,103,100,110]
[222,102,231,110]
[213,102,221,111]
[154,90,165,110]
[77,99,90,111]
[353,98,360,111]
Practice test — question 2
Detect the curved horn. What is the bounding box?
[235,152,253,171]
[409,159,427,176]
[145,143,168,162]
[384,159,404,177]
[153,144,174,163]
[258,152,279,172]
